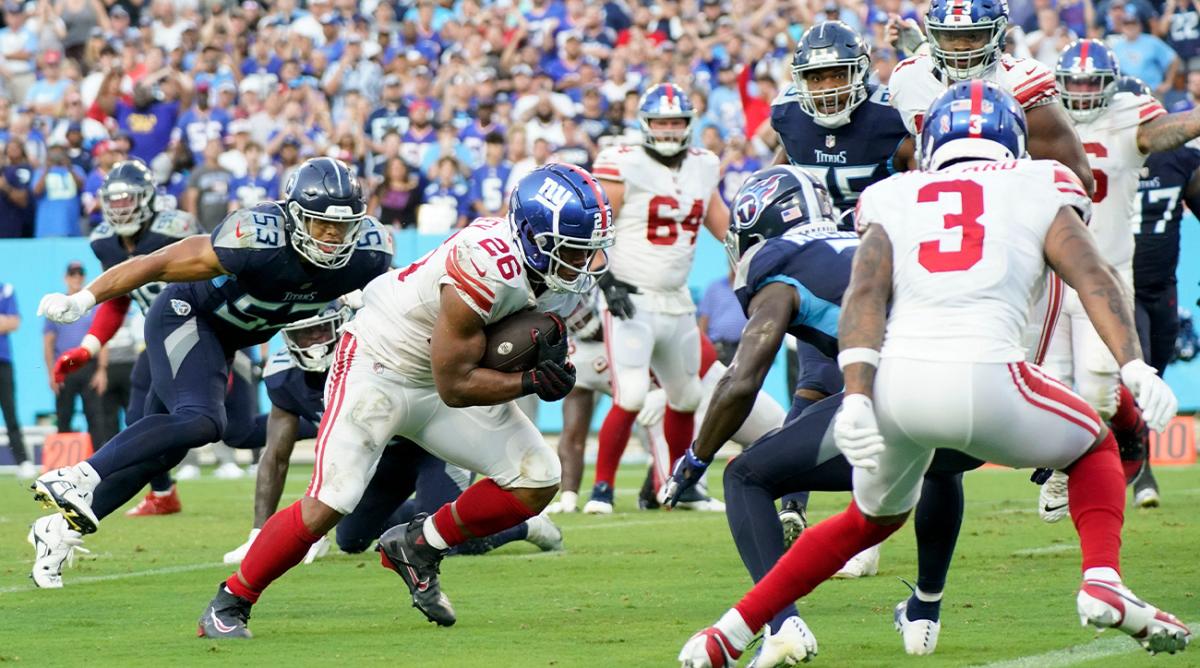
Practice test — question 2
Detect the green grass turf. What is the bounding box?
[0,464,1196,667]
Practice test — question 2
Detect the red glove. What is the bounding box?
[53,347,94,384]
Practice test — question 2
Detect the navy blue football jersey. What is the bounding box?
[1133,144,1200,291]
[263,350,325,423]
[179,202,394,350]
[90,209,199,312]
[733,229,859,357]
[771,84,909,212]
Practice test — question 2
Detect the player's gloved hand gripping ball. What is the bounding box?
[519,313,576,401]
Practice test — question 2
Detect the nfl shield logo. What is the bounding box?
[825,135,837,148]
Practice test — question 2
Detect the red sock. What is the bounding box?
[226,501,319,603]
[431,478,538,547]
[662,407,694,464]
[595,406,637,487]
[1110,385,1143,435]
[734,501,903,630]
[698,333,718,376]
[1065,432,1124,575]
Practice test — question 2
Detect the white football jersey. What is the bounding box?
[592,145,721,297]
[888,53,1059,136]
[346,217,580,382]
[1072,92,1165,271]
[857,159,1091,363]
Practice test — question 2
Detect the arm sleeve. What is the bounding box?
[1050,162,1093,222]
[87,295,132,346]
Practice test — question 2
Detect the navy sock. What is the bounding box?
[148,471,173,493]
[91,451,188,519]
[913,471,964,607]
[905,592,943,622]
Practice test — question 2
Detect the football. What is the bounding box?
[479,310,562,372]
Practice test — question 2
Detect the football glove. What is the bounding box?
[598,272,638,320]
[521,358,576,401]
[1120,361,1177,432]
[38,289,96,324]
[833,394,886,471]
[53,347,94,383]
[662,444,710,508]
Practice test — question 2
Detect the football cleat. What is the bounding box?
[223,528,260,565]
[1133,468,1160,508]
[638,467,661,510]
[583,482,614,514]
[1077,579,1191,654]
[1038,470,1070,523]
[673,484,725,512]
[524,513,564,552]
[302,535,331,564]
[32,465,100,534]
[679,627,743,668]
[779,500,808,548]
[377,515,456,626]
[213,462,246,480]
[834,544,880,579]
[17,460,38,479]
[175,463,201,480]
[197,583,253,639]
[894,599,941,656]
[28,514,88,589]
[747,616,818,667]
[125,485,182,516]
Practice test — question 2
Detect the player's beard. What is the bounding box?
[645,144,686,168]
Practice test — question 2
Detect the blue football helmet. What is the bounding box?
[280,300,352,372]
[1115,74,1151,97]
[726,165,838,265]
[920,80,1027,171]
[283,157,366,270]
[925,0,1010,81]
[1056,40,1120,123]
[637,83,695,156]
[100,159,157,236]
[508,163,615,293]
[791,21,870,128]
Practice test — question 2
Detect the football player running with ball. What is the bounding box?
[198,164,614,638]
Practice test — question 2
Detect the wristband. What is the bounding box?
[837,347,880,371]
[72,289,97,312]
[685,444,712,467]
[80,333,101,357]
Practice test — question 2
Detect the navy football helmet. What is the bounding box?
[637,83,695,156]
[925,0,1009,81]
[100,159,157,236]
[919,80,1027,171]
[508,163,615,293]
[791,21,870,128]
[1056,39,1120,123]
[280,301,352,372]
[726,165,838,265]
[283,157,366,269]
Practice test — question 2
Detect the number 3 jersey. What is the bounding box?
[346,217,581,383]
[90,208,200,312]
[592,145,721,307]
[179,202,393,350]
[856,159,1092,363]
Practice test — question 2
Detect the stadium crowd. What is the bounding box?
[0,0,1194,240]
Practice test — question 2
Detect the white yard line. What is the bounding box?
[975,622,1198,668]
[1011,544,1078,556]
[0,561,225,595]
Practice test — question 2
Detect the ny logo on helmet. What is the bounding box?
[533,177,573,217]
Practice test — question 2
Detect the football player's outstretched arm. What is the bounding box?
[255,405,301,528]
[1026,103,1096,196]
[703,190,730,240]
[837,224,893,398]
[692,283,797,461]
[1137,108,1200,154]
[431,285,529,408]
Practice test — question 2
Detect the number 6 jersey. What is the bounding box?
[855,159,1091,363]
[592,144,721,306]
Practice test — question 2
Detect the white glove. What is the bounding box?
[1120,360,1177,432]
[887,14,927,54]
[340,289,364,310]
[834,394,886,472]
[636,389,668,427]
[37,289,96,324]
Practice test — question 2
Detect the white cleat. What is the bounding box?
[834,544,880,579]
[1078,579,1192,654]
[679,627,742,668]
[302,534,331,564]
[583,499,613,515]
[1134,486,1160,509]
[524,513,564,552]
[1038,470,1070,523]
[894,600,941,656]
[213,462,246,480]
[28,514,89,588]
[17,460,39,479]
[31,465,100,534]
[175,464,201,481]
[748,616,818,667]
[223,528,260,565]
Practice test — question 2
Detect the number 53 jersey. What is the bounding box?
[592,145,721,299]
[855,159,1091,363]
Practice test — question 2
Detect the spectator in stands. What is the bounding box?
[0,140,34,238]
[80,139,119,228]
[0,280,33,477]
[470,131,511,219]
[1160,0,1200,70]
[400,99,437,167]
[0,2,39,104]
[1170,68,1200,110]
[116,76,188,164]
[422,155,472,229]
[57,0,109,63]
[228,142,278,210]
[719,135,760,206]
[174,82,230,164]
[25,50,71,119]
[1111,3,1180,93]
[1027,7,1079,66]
[370,155,423,229]
[554,117,595,170]
[459,100,504,170]
[366,74,409,171]
[419,122,472,177]
[43,261,105,448]
[185,138,233,232]
[697,269,748,366]
[32,143,85,237]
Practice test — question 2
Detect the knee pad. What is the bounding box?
[612,366,651,412]
[503,440,562,488]
[665,376,703,412]
[1079,373,1119,421]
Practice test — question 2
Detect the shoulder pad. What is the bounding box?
[212,202,288,250]
[263,349,295,378]
[89,221,117,242]
[867,84,891,105]
[150,209,199,238]
[354,216,395,255]
[772,85,801,107]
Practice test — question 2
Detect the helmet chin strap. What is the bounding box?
[645,145,687,168]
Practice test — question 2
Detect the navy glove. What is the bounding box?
[599,272,639,320]
[662,444,711,508]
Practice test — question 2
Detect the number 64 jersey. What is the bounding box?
[854,159,1091,363]
[592,145,721,309]
[347,217,581,383]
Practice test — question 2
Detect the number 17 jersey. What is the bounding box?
[856,160,1091,363]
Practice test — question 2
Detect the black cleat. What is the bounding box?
[779,499,808,548]
[637,466,660,510]
[197,583,253,639]
[377,515,456,627]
